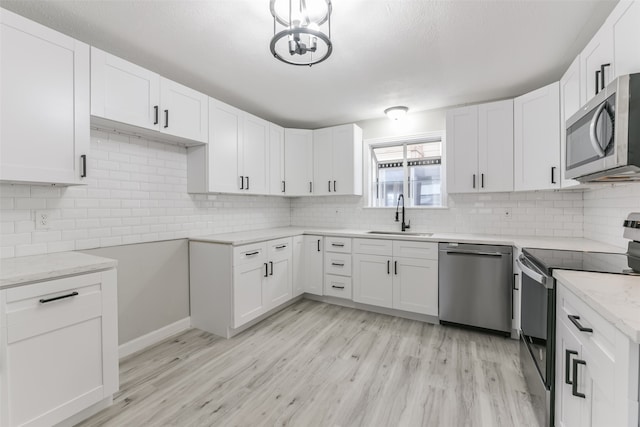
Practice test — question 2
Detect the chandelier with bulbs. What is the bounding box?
[269,0,333,66]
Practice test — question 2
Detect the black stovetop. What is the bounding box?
[523,248,640,276]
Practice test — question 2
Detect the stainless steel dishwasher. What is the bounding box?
[439,242,513,334]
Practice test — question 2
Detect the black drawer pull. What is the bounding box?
[331,243,344,247]
[80,154,87,178]
[269,261,273,276]
[387,260,390,275]
[394,260,398,275]
[282,181,286,193]
[240,176,244,190]
[328,180,331,192]
[264,263,268,277]
[600,63,610,90]
[275,245,287,249]
[317,239,320,252]
[153,105,159,125]
[246,176,250,190]
[164,109,169,128]
[40,291,78,304]
[571,358,586,398]
[331,262,344,267]
[565,349,578,384]
[568,315,593,333]
[245,251,259,256]
[331,285,345,289]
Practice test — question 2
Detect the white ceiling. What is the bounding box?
[1,0,617,128]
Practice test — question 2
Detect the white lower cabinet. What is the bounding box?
[353,239,438,316]
[0,270,118,427]
[302,236,324,296]
[190,238,293,338]
[323,237,352,299]
[555,281,639,427]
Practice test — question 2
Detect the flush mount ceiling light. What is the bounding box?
[384,106,409,120]
[269,0,333,66]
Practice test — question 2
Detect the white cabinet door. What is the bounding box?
[264,239,293,309]
[353,254,392,308]
[159,77,208,143]
[560,57,581,189]
[514,81,561,191]
[269,124,286,195]
[580,22,614,103]
[1,9,89,185]
[446,105,479,193]
[91,47,160,132]
[313,127,333,196]
[478,99,513,193]
[332,124,363,196]
[611,0,640,78]
[392,257,438,316]
[292,236,304,297]
[284,129,314,196]
[303,236,324,295]
[243,113,270,194]
[233,260,266,328]
[208,98,243,193]
[556,318,584,427]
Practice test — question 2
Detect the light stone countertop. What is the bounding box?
[0,251,118,289]
[189,226,626,253]
[554,270,640,344]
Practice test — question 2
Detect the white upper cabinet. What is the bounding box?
[269,124,286,195]
[579,22,614,103]
[1,8,89,185]
[284,129,314,196]
[611,0,640,77]
[91,47,207,145]
[446,100,513,193]
[559,57,581,189]
[514,81,561,191]
[312,124,363,196]
[242,113,270,194]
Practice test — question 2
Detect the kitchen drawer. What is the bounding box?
[324,237,352,253]
[353,238,392,256]
[324,252,352,276]
[324,274,352,299]
[267,237,292,258]
[392,240,438,260]
[5,272,103,344]
[233,242,267,266]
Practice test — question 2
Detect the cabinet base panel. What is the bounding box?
[53,396,113,427]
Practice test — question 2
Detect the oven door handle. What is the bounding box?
[516,255,553,289]
[589,102,607,157]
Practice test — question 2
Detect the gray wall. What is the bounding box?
[84,239,189,345]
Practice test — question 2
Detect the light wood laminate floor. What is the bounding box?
[79,300,538,427]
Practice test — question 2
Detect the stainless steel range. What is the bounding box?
[516,212,640,427]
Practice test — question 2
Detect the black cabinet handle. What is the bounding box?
[240,176,244,190]
[264,263,268,277]
[246,176,250,190]
[565,349,578,385]
[481,173,484,188]
[269,261,273,276]
[164,109,169,128]
[387,260,390,275]
[309,182,312,193]
[331,262,344,267]
[551,167,557,184]
[571,358,587,398]
[154,105,159,125]
[275,244,287,249]
[246,251,259,256]
[80,154,87,178]
[595,70,601,95]
[333,180,336,192]
[328,180,331,192]
[282,181,286,193]
[331,243,344,247]
[568,315,593,333]
[332,285,345,289]
[394,260,398,275]
[472,174,476,189]
[40,291,78,304]
[600,63,610,90]
[317,239,320,252]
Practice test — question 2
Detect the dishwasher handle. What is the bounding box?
[516,254,551,288]
[444,250,505,257]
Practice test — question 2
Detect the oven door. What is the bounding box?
[516,255,554,387]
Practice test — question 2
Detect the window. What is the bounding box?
[369,137,443,208]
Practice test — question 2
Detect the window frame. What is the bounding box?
[364,131,448,209]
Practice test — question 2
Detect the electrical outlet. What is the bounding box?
[503,208,513,220]
[35,210,51,230]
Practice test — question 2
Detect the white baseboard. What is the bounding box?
[119,317,191,359]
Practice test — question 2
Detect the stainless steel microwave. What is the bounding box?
[565,73,640,182]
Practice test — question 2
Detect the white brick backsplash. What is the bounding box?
[0,130,291,258]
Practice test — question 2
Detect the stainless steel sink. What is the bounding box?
[367,231,433,237]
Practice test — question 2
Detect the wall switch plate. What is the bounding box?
[503,208,513,220]
[35,210,51,230]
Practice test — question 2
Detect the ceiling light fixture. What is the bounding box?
[384,106,409,120]
[269,0,333,66]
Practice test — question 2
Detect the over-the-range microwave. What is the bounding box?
[565,73,640,182]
